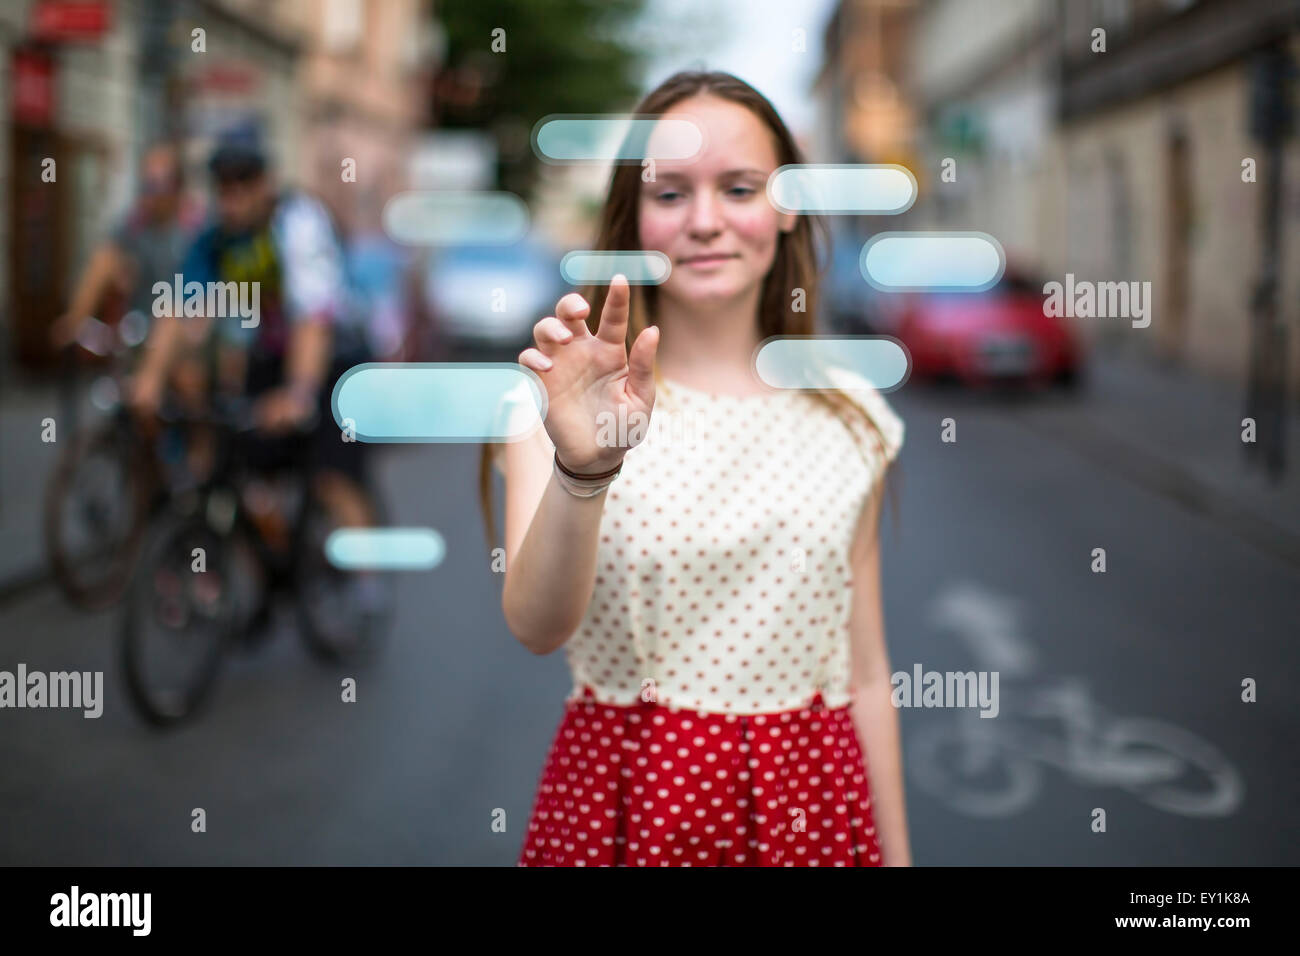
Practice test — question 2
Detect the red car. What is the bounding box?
[893,270,1085,389]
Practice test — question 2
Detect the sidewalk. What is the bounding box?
[1007,346,1300,568]
[0,377,68,594]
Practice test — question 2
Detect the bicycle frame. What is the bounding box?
[941,678,1209,788]
[172,405,319,592]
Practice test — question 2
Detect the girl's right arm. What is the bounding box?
[500,276,660,654]
[499,436,613,654]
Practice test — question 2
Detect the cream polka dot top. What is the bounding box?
[495,368,904,715]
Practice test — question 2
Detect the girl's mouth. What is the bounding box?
[681,253,738,266]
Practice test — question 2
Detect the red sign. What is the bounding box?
[31,1,111,42]
[11,49,55,126]
[191,62,262,95]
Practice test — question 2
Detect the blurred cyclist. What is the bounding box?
[51,142,198,351]
[130,125,374,538]
[51,142,206,413]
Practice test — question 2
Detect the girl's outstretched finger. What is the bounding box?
[595,274,630,345]
[626,323,660,405]
[518,347,553,372]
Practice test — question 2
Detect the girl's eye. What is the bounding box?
[651,185,755,203]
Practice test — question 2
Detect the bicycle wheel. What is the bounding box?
[908,719,1042,818]
[1107,719,1246,817]
[121,508,233,726]
[293,489,395,664]
[45,417,152,610]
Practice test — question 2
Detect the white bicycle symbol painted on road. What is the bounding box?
[907,583,1245,818]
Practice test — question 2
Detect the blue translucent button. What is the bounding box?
[325,527,446,571]
[560,251,671,285]
[382,191,530,245]
[767,164,917,214]
[532,115,704,163]
[331,363,546,443]
[860,232,1005,292]
[754,337,910,391]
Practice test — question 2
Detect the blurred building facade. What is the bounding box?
[814,0,917,169]
[817,0,1300,394]
[1050,0,1299,392]
[812,0,919,253]
[0,0,435,373]
[904,0,1058,280]
[1,0,302,371]
[289,0,436,240]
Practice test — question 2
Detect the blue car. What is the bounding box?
[423,239,566,350]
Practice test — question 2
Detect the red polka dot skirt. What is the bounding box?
[519,687,884,866]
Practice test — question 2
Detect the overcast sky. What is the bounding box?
[633,0,839,139]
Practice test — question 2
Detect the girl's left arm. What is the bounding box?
[846,485,913,866]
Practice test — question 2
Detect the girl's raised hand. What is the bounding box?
[518,274,660,474]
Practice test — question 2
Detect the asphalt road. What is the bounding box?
[0,374,1295,865]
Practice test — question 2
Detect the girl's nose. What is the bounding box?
[687,192,722,237]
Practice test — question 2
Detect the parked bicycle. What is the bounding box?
[120,397,394,726]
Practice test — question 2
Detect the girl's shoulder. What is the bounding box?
[813,366,906,464]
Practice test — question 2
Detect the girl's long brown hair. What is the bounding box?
[479,70,901,551]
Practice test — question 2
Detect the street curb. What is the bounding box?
[1006,404,1300,570]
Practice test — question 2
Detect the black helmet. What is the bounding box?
[207,121,267,182]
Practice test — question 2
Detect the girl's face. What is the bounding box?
[638,94,795,311]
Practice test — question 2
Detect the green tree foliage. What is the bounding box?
[435,0,648,196]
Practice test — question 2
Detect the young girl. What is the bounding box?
[485,71,910,866]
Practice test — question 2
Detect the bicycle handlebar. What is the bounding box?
[154,398,255,433]
[154,397,319,437]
